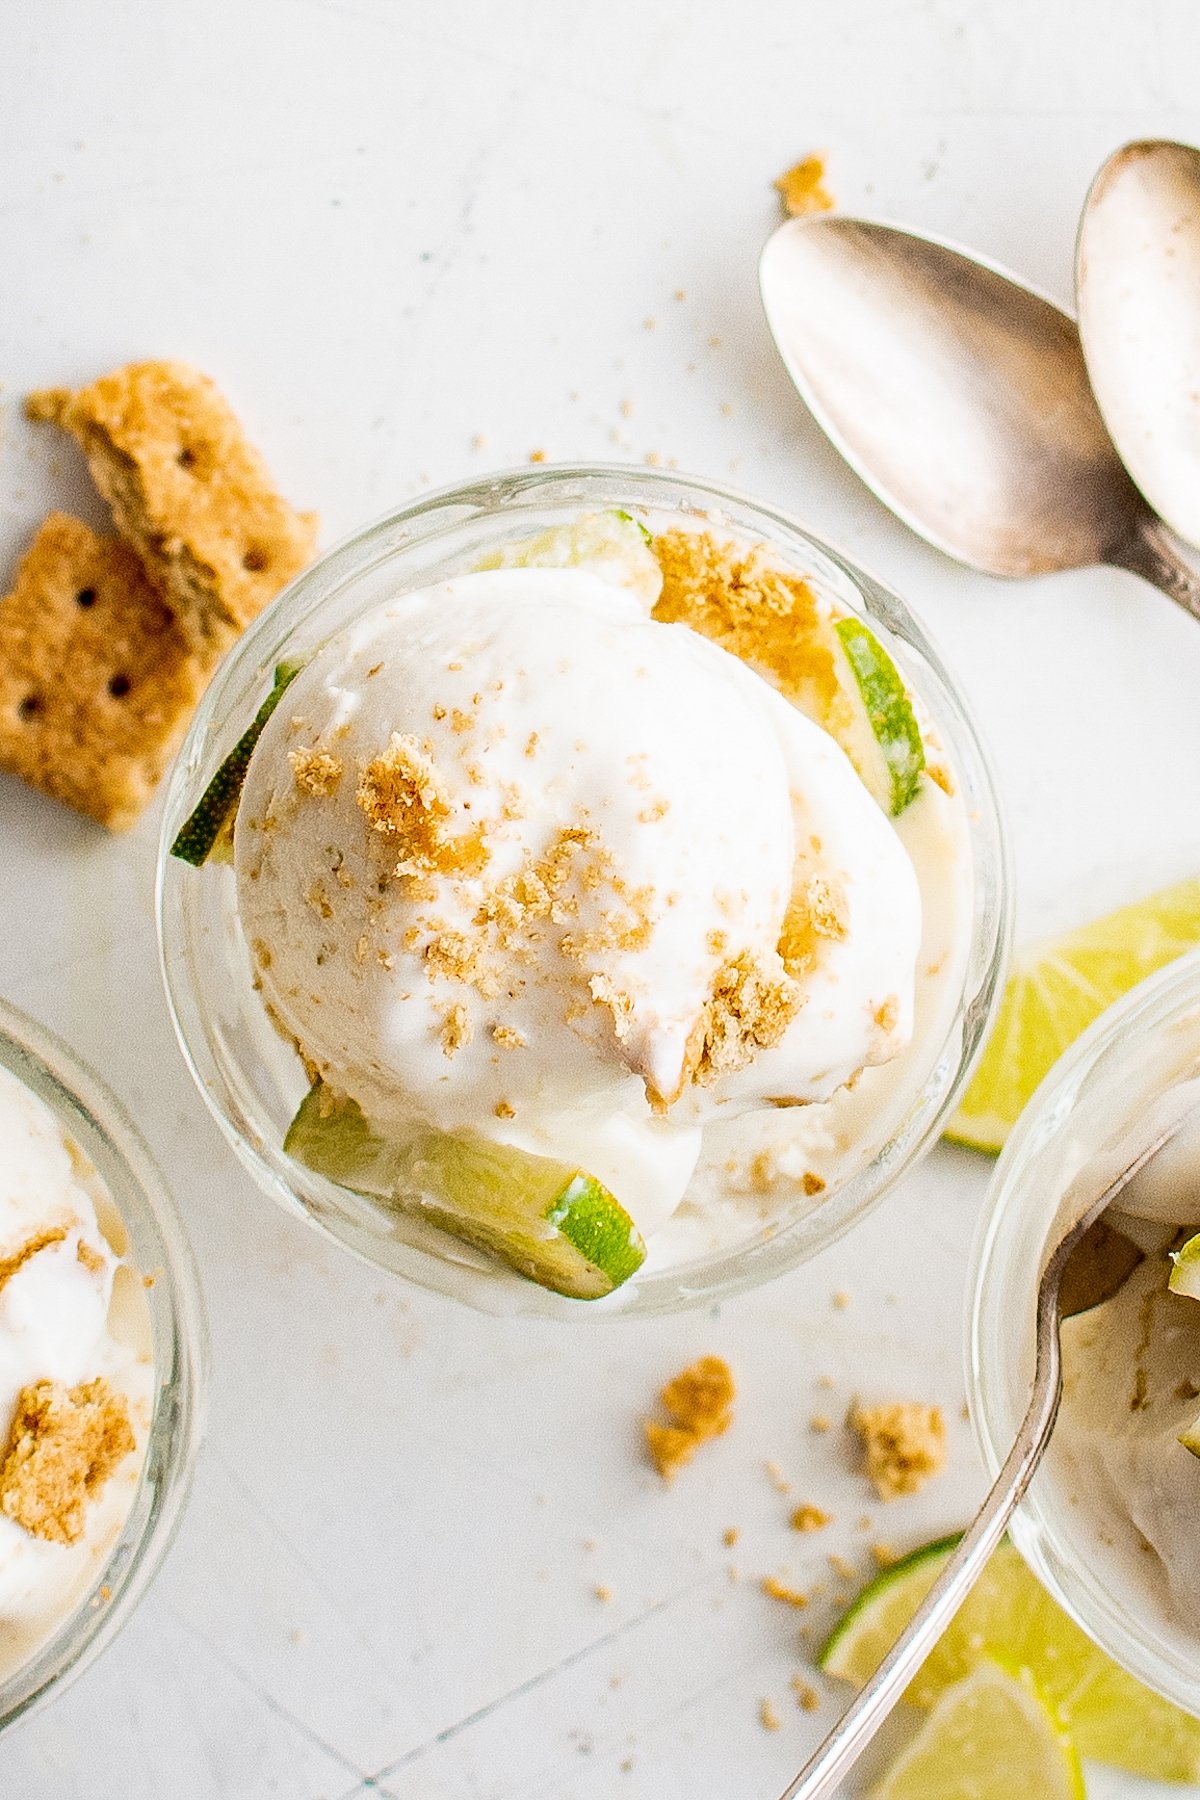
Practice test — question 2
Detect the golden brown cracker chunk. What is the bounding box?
[645,1354,736,1479]
[0,513,207,831]
[27,361,317,650]
[0,1377,135,1545]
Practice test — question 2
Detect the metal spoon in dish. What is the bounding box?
[775,1114,1186,1800]
[1077,138,1200,552]
[759,215,1200,619]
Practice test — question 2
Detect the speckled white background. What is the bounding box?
[3,1,1200,1794]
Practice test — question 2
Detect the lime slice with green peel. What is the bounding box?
[948,878,1200,1153]
[476,509,661,606]
[284,1083,646,1299]
[170,658,306,866]
[870,1659,1083,1800]
[1169,1232,1200,1301]
[831,615,925,815]
[821,1535,1200,1781]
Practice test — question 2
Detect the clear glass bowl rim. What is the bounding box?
[157,460,1012,1318]
[0,997,207,1734]
[966,947,1200,1713]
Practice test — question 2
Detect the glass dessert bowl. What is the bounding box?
[969,950,1200,1715]
[0,999,205,1732]
[158,465,1009,1318]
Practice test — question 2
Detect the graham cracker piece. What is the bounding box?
[645,1354,736,1480]
[849,1400,947,1500]
[0,1377,135,1545]
[27,360,317,651]
[0,513,207,830]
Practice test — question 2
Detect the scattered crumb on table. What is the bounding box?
[850,1400,947,1500]
[790,1503,831,1533]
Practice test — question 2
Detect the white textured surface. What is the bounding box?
[3,1,1200,1794]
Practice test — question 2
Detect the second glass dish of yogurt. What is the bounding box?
[0,1061,151,1681]
[160,470,1007,1313]
[970,952,1200,1714]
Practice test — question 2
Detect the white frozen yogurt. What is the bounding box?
[1056,1086,1200,1639]
[237,565,923,1238]
[0,1064,152,1681]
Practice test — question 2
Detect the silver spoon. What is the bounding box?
[759,215,1200,619]
[1078,138,1200,552]
[776,1115,1184,1800]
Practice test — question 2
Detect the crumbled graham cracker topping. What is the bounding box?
[289,746,342,796]
[440,1003,473,1057]
[357,733,489,882]
[0,1225,69,1289]
[0,1378,135,1545]
[779,876,848,979]
[850,1401,947,1500]
[76,1238,106,1275]
[685,953,802,1091]
[645,1355,736,1480]
[652,530,849,732]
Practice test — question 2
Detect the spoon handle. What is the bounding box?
[775,1335,1064,1800]
[1112,515,1200,622]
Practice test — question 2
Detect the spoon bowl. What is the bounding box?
[760,213,1200,620]
[1077,138,1200,551]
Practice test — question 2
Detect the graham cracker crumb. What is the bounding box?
[494,1099,516,1119]
[0,1226,69,1289]
[828,1552,856,1580]
[357,733,488,881]
[850,1401,947,1500]
[779,876,849,981]
[790,1504,831,1534]
[803,1172,826,1197]
[874,996,900,1035]
[593,1584,612,1603]
[644,1355,735,1480]
[492,1023,527,1049]
[440,1003,473,1057]
[774,154,835,218]
[809,1414,832,1434]
[833,1291,850,1311]
[790,1676,821,1713]
[27,361,316,653]
[76,1238,106,1275]
[0,513,209,830]
[653,529,845,734]
[0,1378,135,1545]
[762,1576,809,1609]
[289,746,342,796]
[759,1698,781,1732]
[723,1526,739,1547]
[686,952,802,1091]
[765,1460,792,1494]
[871,1542,897,1569]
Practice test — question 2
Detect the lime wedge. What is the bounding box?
[870,1660,1083,1800]
[832,616,925,815]
[170,658,306,866]
[284,1083,645,1300]
[476,509,661,606]
[821,1536,1200,1781]
[1169,1232,1200,1301]
[948,878,1200,1153]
